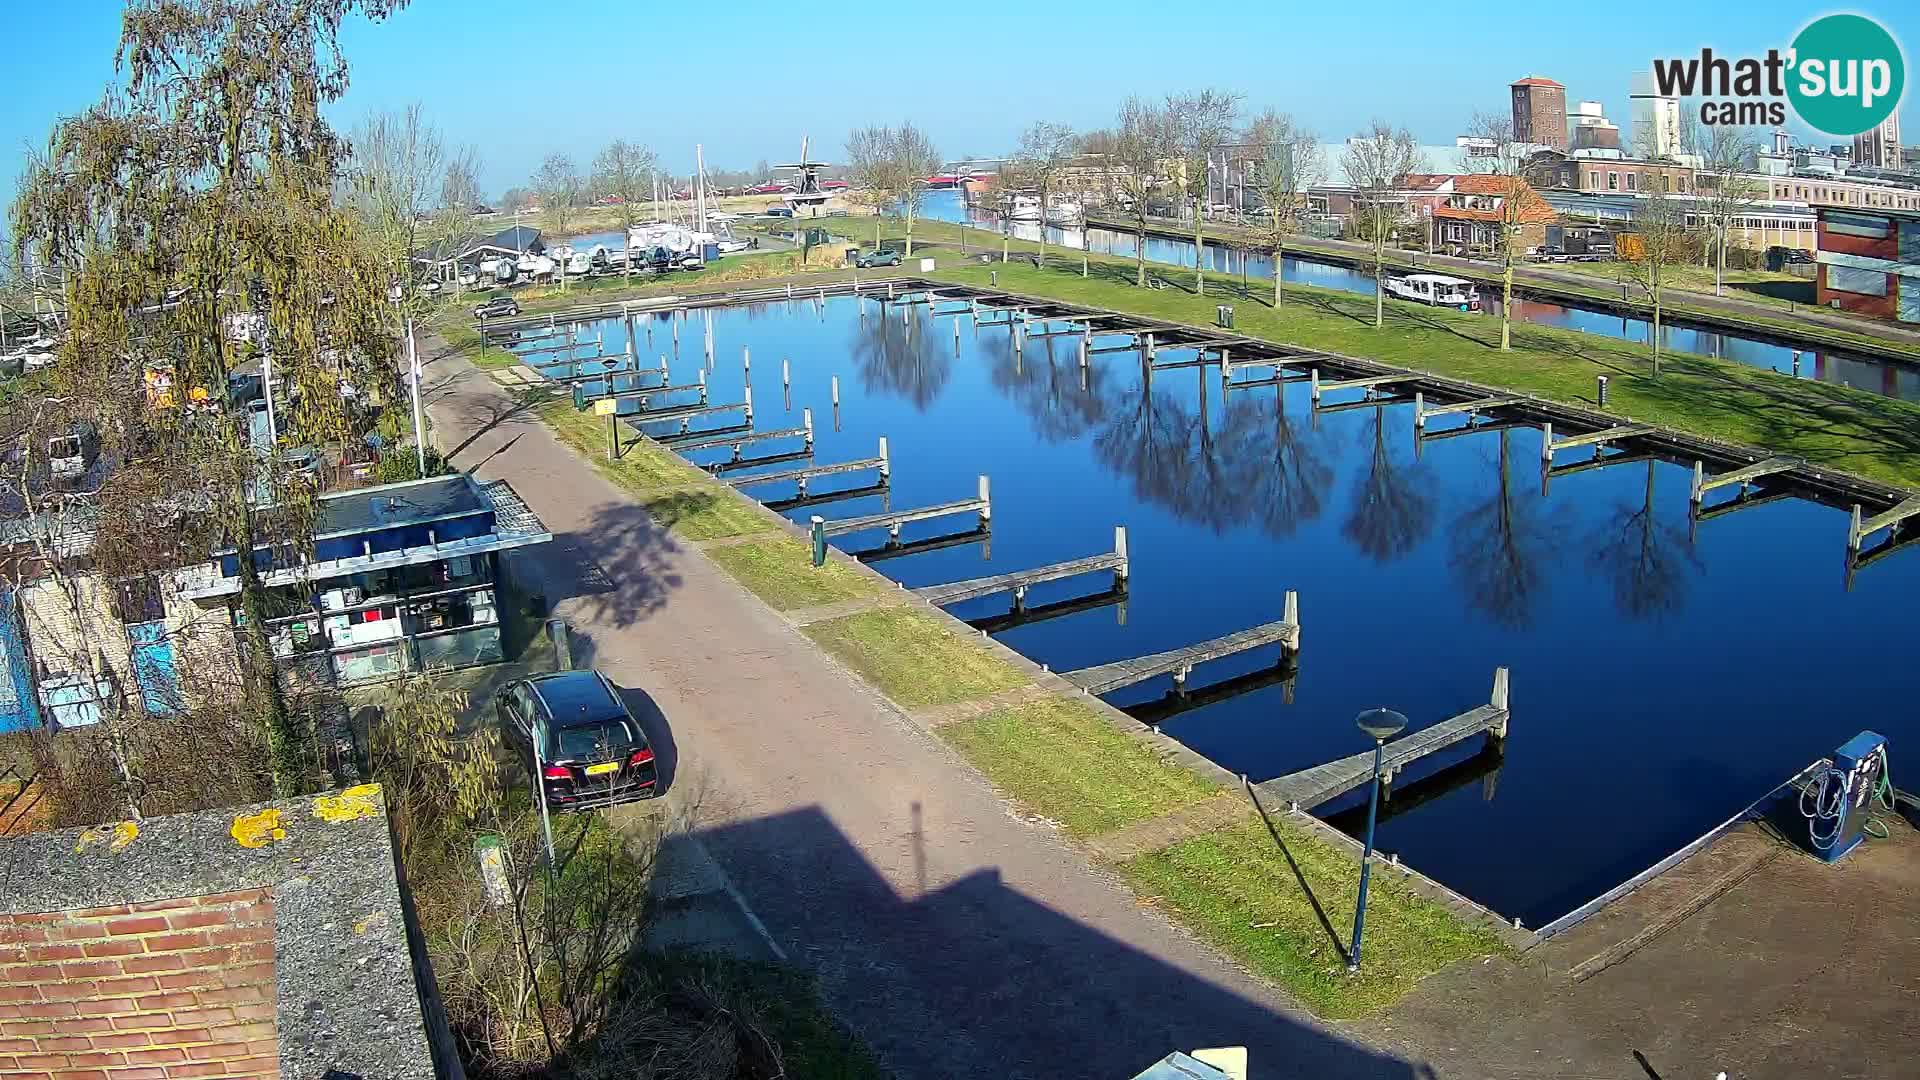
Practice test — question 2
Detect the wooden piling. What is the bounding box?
[743,346,750,374]
[1413,392,1425,428]
[1281,590,1300,650]
[802,408,815,447]
[1690,460,1705,504]
[782,358,790,389]
[978,475,992,525]
[1540,423,1553,462]
[831,375,841,407]
[743,384,753,423]
[878,437,890,479]
[1309,368,1321,403]
[1114,525,1129,582]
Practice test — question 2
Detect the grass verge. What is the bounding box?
[1124,818,1507,1019]
[941,697,1216,836]
[538,400,709,494]
[802,609,1026,708]
[638,489,777,542]
[707,538,879,611]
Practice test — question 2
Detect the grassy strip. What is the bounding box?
[908,254,1920,489]
[706,538,878,611]
[941,697,1216,836]
[638,488,778,541]
[1124,819,1507,1019]
[437,319,522,370]
[538,401,710,494]
[802,609,1027,708]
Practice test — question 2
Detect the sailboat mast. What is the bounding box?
[695,144,708,235]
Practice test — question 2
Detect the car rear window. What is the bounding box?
[551,720,635,760]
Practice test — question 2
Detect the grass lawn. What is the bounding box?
[941,697,1217,836]
[1124,818,1508,1019]
[903,252,1920,489]
[802,609,1027,708]
[707,537,879,610]
[538,401,710,495]
[638,488,777,542]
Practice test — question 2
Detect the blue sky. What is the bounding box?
[5,1,1919,205]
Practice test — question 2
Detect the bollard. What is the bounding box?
[810,516,827,567]
[743,345,750,374]
[546,618,573,671]
[1792,350,1803,377]
[1596,374,1609,407]
[831,375,840,407]
[990,270,998,287]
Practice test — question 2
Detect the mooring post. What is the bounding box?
[743,345,751,376]
[1596,374,1609,407]
[1850,504,1864,552]
[1013,584,1029,610]
[786,283,793,299]
[877,436,890,480]
[1282,590,1301,651]
[659,353,670,376]
[955,317,961,348]
[1221,347,1233,383]
[887,281,895,300]
[1146,332,1156,361]
[781,358,790,391]
[1413,391,1426,428]
[1014,324,1024,354]
[1490,666,1511,739]
[1690,460,1705,504]
[672,318,679,349]
[802,408,815,447]
[1792,350,1803,377]
[1539,423,1554,462]
[977,475,992,525]
[1113,525,1129,583]
[1309,368,1321,404]
[697,368,708,402]
[743,384,754,423]
[831,375,841,408]
[810,516,827,567]
[1079,334,1089,368]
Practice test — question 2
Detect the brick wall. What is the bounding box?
[0,890,278,1080]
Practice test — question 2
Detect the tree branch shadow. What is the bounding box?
[1244,780,1352,966]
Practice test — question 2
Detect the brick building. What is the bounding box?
[1511,77,1568,152]
[1421,174,1559,253]
[1529,151,1695,196]
[0,787,442,1080]
[1814,205,1920,323]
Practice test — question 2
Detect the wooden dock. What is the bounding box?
[1690,456,1804,504]
[1126,660,1298,728]
[668,410,814,458]
[1540,450,1653,495]
[580,376,706,405]
[624,398,749,430]
[1310,370,1410,404]
[1253,668,1511,811]
[914,528,1128,608]
[1541,422,1655,462]
[818,477,990,540]
[1850,494,1920,552]
[724,440,888,491]
[705,448,812,475]
[1224,372,1314,392]
[767,481,890,514]
[848,525,990,563]
[1061,594,1300,696]
[1413,393,1523,428]
[966,585,1127,635]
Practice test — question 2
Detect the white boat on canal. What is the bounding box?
[1385,273,1481,312]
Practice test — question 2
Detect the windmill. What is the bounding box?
[776,136,833,211]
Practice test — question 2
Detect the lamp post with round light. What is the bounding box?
[1348,707,1408,973]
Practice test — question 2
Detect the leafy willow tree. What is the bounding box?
[1167,88,1241,295]
[592,139,657,233]
[1011,120,1076,267]
[1245,108,1321,307]
[1341,120,1424,327]
[10,0,405,795]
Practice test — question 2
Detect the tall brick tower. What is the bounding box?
[1511,76,1569,152]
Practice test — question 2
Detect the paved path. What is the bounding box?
[420,343,1410,1080]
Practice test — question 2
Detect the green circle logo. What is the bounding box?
[1788,14,1905,136]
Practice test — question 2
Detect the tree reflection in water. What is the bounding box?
[1215,388,1332,539]
[1589,458,1702,619]
[849,303,952,411]
[980,328,1113,444]
[1343,413,1433,561]
[1447,428,1561,629]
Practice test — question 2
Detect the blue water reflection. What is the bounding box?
[550,295,1920,926]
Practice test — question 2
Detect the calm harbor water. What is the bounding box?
[915,190,1920,403]
[544,295,1920,927]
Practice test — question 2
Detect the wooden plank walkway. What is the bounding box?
[625,399,747,427]
[1062,595,1299,696]
[1414,394,1523,427]
[1850,494,1920,551]
[1541,422,1656,460]
[668,413,814,457]
[767,482,890,514]
[819,478,990,539]
[848,525,990,563]
[915,529,1128,607]
[1311,371,1409,402]
[1314,394,1417,417]
[1225,372,1314,392]
[1254,668,1511,811]
[724,452,888,490]
[1691,456,1804,502]
[705,448,812,475]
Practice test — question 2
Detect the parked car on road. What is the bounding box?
[473,296,519,320]
[764,206,795,219]
[496,670,660,810]
[856,247,903,268]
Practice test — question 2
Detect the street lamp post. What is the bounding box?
[1348,707,1408,973]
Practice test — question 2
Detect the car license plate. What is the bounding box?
[584,762,619,776]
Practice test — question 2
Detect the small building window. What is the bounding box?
[112,576,165,625]
[1607,172,1619,190]
[1626,174,1637,191]
[1663,175,1672,192]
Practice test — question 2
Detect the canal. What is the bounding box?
[551,294,1920,929]
[915,190,1920,403]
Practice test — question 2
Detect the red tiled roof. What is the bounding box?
[1512,76,1564,87]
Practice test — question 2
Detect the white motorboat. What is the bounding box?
[516,253,557,279]
[1044,199,1084,226]
[564,250,593,276]
[1005,195,1043,222]
[1384,273,1481,311]
[629,221,696,256]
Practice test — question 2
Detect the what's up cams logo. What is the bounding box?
[1652,13,1905,136]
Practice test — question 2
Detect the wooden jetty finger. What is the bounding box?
[849,525,991,563]
[1062,593,1300,696]
[915,528,1129,608]
[623,398,747,428]
[966,585,1128,635]
[819,477,990,539]
[1690,455,1804,503]
[1254,667,1511,811]
[1695,489,1795,523]
[1414,394,1524,427]
[1224,372,1315,392]
[668,410,814,457]
[1314,394,1418,417]
[1541,422,1656,461]
[766,481,891,514]
[1849,494,1920,552]
[724,444,890,490]
[1310,370,1409,403]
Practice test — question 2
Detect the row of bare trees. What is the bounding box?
[843,122,941,255]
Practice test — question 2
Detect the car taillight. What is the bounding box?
[542,765,570,780]
[628,747,655,766]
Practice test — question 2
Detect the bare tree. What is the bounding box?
[593,139,657,234]
[1010,121,1077,267]
[343,104,444,328]
[1167,89,1242,295]
[1341,121,1424,327]
[1246,109,1321,307]
[1624,188,1689,375]
[891,122,940,257]
[1107,97,1175,288]
[843,125,898,250]
[1461,112,1554,350]
[1694,124,1762,295]
[842,123,940,256]
[533,152,581,237]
